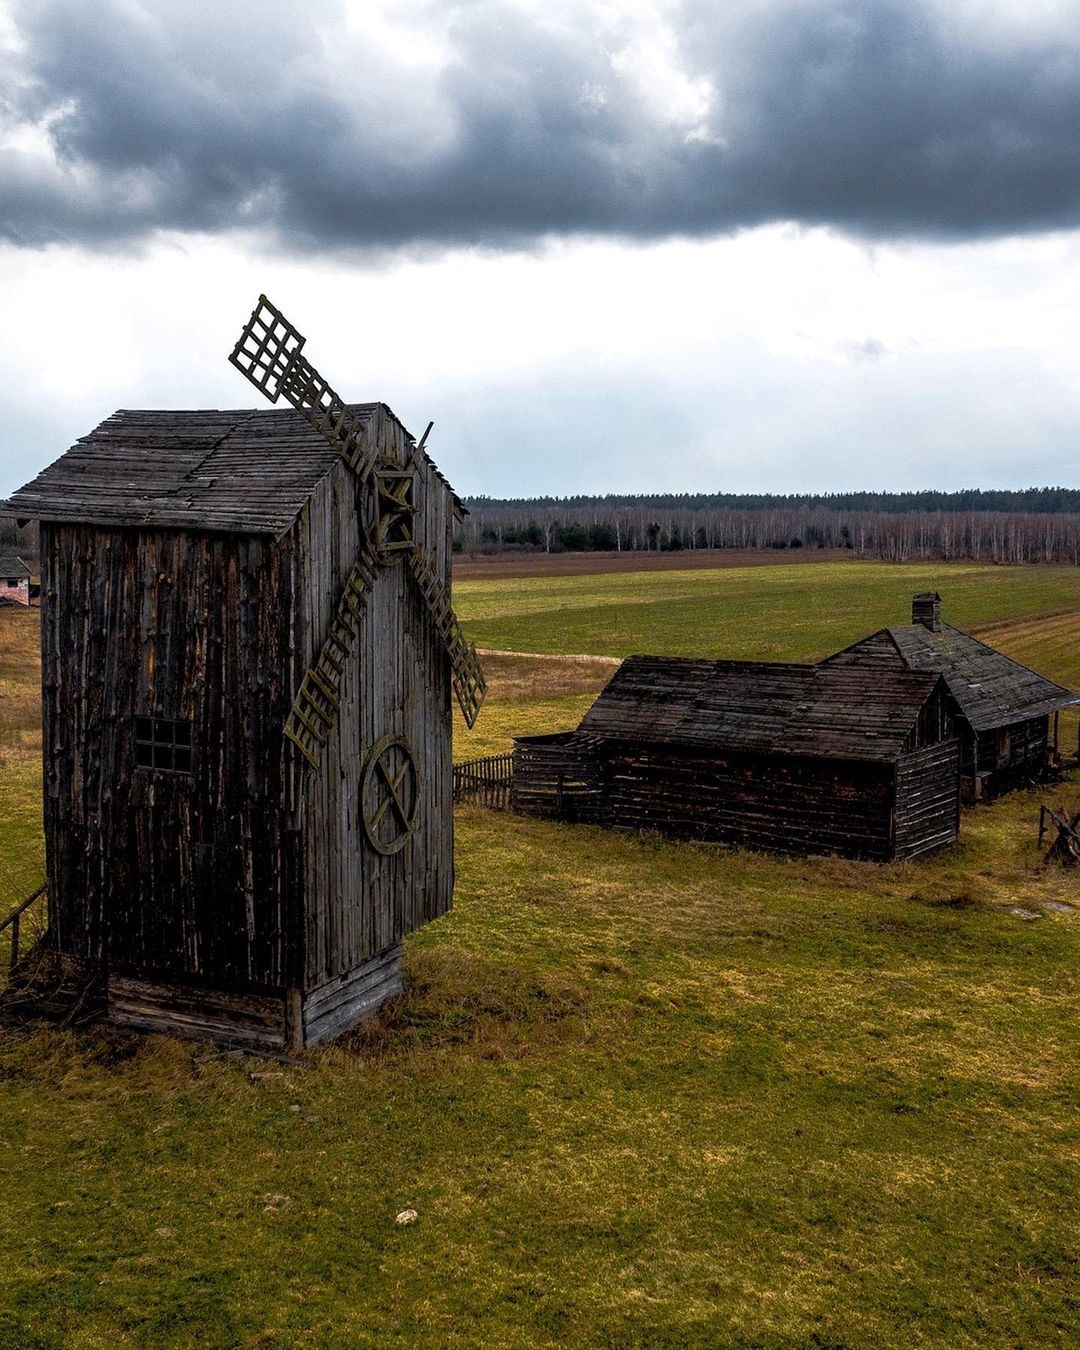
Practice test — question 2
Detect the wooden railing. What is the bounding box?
[1,884,46,975]
[453,752,514,810]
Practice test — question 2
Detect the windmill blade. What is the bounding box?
[407,550,487,728]
[229,295,378,479]
[284,548,380,766]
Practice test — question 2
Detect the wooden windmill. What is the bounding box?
[2,297,484,1048]
[229,295,485,769]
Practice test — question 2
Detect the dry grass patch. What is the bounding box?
[454,651,614,760]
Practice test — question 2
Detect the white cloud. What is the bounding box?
[3,225,1080,500]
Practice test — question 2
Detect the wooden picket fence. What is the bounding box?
[453,752,514,810]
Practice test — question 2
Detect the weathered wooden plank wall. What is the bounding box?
[512,735,606,823]
[601,748,896,859]
[893,740,960,858]
[453,753,513,809]
[297,407,454,988]
[42,521,297,986]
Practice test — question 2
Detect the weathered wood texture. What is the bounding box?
[513,663,960,862]
[2,406,462,536]
[602,748,896,859]
[893,740,961,858]
[511,735,605,823]
[578,657,948,761]
[822,594,1079,798]
[453,753,514,809]
[29,401,458,1047]
[106,943,404,1048]
[42,522,297,985]
[301,942,403,1047]
[297,407,454,988]
[109,975,288,1047]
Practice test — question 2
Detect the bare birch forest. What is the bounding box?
[459,491,1080,564]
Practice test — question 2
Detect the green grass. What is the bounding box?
[0,607,44,959]
[455,560,1080,679]
[453,561,1080,759]
[2,567,1080,1346]
[1,797,1078,1347]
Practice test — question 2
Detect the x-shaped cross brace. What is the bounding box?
[361,735,419,855]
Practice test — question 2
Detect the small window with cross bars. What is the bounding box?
[135,716,193,774]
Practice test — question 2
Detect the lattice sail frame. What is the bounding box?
[229,295,377,478]
[229,295,486,764]
[408,551,486,728]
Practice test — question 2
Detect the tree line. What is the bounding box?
[466,486,1080,515]
[459,496,1080,565]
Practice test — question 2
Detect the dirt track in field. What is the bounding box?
[454,547,854,580]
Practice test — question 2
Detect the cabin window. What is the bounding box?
[135,716,193,774]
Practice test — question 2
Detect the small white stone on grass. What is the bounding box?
[395,1208,419,1225]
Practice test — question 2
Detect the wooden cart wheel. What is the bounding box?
[361,735,420,855]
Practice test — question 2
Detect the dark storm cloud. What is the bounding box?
[3,0,1080,252]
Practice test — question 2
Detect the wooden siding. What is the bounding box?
[42,522,298,986]
[108,975,288,1047]
[512,735,606,823]
[973,715,1049,794]
[27,400,459,1047]
[296,406,454,987]
[514,683,959,862]
[453,753,514,810]
[893,740,961,858]
[601,747,897,859]
[301,943,403,1047]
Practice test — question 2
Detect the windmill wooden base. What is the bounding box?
[107,944,404,1050]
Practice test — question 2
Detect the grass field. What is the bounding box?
[2,564,1079,1347]
[454,559,1080,668]
[453,559,1080,760]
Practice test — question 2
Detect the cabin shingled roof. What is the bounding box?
[0,405,464,537]
[576,655,946,762]
[0,554,30,578]
[822,623,1080,730]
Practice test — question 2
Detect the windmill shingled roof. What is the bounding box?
[0,554,30,578]
[823,622,1080,730]
[0,404,463,537]
[577,655,945,761]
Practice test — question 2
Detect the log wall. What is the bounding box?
[514,735,962,862]
[602,747,896,859]
[512,734,606,824]
[893,740,961,857]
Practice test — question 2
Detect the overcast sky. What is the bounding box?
[3,0,1080,500]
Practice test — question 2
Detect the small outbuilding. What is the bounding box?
[513,657,960,861]
[0,554,30,606]
[822,593,1080,799]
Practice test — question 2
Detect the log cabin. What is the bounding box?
[2,403,466,1048]
[821,593,1080,800]
[513,657,960,861]
[0,553,30,606]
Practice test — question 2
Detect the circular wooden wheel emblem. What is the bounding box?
[361,735,420,855]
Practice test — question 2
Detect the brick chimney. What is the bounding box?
[912,592,942,631]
